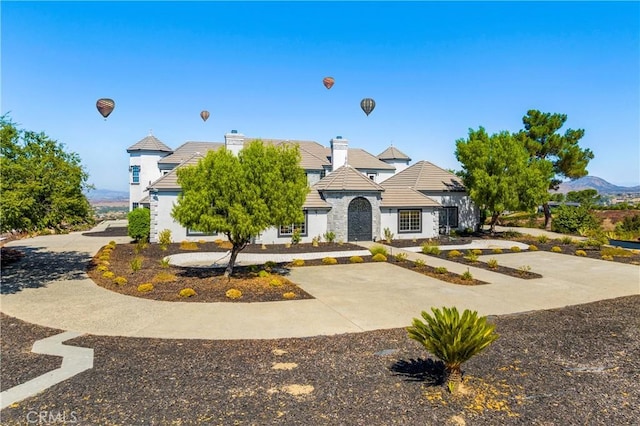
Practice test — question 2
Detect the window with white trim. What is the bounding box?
[131,165,140,184]
[439,206,459,228]
[398,209,421,233]
[278,212,308,237]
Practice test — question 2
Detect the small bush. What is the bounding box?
[537,235,549,244]
[312,235,320,247]
[159,258,171,268]
[269,278,283,287]
[179,288,197,298]
[461,269,473,281]
[128,208,150,242]
[414,259,426,268]
[265,261,277,268]
[472,249,483,256]
[225,288,242,299]
[137,283,154,293]
[134,241,148,254]
[383,227,394,243]
[601,246,633,257]
[283,292,296,300]
[159,229,172,250]
[108,241,117,248]
[560,236,574,245]
[372,253,387,262]
[179,241,199,250]
[113,276,128,286]
[518,265,532,276]
[130,257,143,272]
[291,259,305,267]
[492,248,503,254]
[102,271,115,279]
[323,231,336,243]
[291,229,302,245]
[153,272,177,283]
[510,246,521,253]
[575,250,587,257]
[258,270,270,277]
[99,260,110,266]
[528,244,539,251]
[447,250,462,258]
[504,230,522,239]
[434,266,448,274]
[99,254,111,261]
[322,257,338,265]
[487,259,498,269]
[465,251,479,263]
[369,245,388,256]
[349,256,364,263]
[421,243,440,256]
[551,246,562,253]
[601,254,614,261]
[97,265,108,272]
[394,252,408,262]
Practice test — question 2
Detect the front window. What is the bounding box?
[279,212,308,237]
[131,165,140,184]
[439,206,459,228]
[398,209,421,233]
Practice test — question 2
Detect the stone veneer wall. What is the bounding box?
[322,191,382,242]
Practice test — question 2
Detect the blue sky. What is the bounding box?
[2,1,639,191]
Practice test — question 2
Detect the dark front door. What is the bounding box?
[348,197,372,241]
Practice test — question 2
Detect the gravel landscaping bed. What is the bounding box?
[1,295,638,425]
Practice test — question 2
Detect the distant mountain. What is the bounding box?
[554,176,640,194]
[85,188,129,202]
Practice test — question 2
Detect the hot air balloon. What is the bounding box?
[323,76,335,90]
[96,98,115,119]
[360,98,375,116]
[200,110,210,122]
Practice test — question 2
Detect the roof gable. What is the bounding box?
[377,145,411,161]
[314,165,385,192]
[149,153,205,190]
[127,135,173,153]
[380,187,441,208]
[382,161,465,192]
[158,141,222,164]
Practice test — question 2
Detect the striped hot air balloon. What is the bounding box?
[200,110,210,122]
[360,98,375,116]
[96,98,115,119]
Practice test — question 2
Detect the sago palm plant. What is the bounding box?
[407,306,499,393]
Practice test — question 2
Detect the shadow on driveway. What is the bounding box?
[0,246,90,294]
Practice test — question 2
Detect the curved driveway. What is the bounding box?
[1,221,638,340]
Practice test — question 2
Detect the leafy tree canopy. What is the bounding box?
[172,140,308,276]
[566,189,602,206]
[455,127,553,232]
[0,115,94,233]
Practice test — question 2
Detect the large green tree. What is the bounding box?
[172,140,308,277]
[0,116,94,233]
[455,127,553,233]
[516,110,594,229]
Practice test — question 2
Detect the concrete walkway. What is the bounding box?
[1,221,638,340]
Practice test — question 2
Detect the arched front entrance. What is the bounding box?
[348,197,372,241]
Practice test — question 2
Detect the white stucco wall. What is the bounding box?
[129,151,168,210]
[423,192,480,231]
[379,208,439,240]
[257,209,329,244]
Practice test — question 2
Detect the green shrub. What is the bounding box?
[137,283,154,293]
[312,235,320,247]
[369,245,388,256]
[290,259,305,267]
[371,253,387,262]
[503,230,522,239]
[97,265,108,272]
[487,259,498,269]
[291,229,302,245]
[283,292,296,300]
[134,240,148,254]
[461,269,473,281]
[179,241,199,250]
[349,256,364,263]
[269,278,283,287]
[601,254,614,261]
[127,208,150,242]
[258,270,270,277]
[421,243,441,256]
[536,235,549,244]
[179,288,197,298]
[107,241,117,249]
[575,250,587,257]
[158,229,172,249]
[159,258,171,268]
[414,259,426,268]
[102,271,115,279]
[322,257,338,265]
[510,246,521,253]
[435,266,448,274]
[465,251,478,263]
[394,252,408,262]
[323,231,336,243]
[552,204,599,235]
[601,246,633,258]
[153,272,177,283]
[551,246,562,253]
[225,288,242,299]
[491,248,503,254]
[528,244,539,251]
[472,249,483,256]
[114,276,128,286]
[447,250,462,258]
[130,256,143,272]
[265,261,277,268]
[518,265,532,276]
[560,236,574,245]
[383,227,394,243]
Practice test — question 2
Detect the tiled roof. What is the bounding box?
[380,187,441,208]
[303,189,331,209]
[377,145,411,161]
[158,142,222,164]
[345,148,396,170]
[314,165,385,192]
[149,153,205,190]
[271,140,330,170]
[126,135,173,153]
[382,161,466,192]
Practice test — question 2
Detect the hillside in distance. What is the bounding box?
[555,176,640,194]
[85,188,129,203]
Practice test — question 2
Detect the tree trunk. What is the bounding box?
[543,202,552,230]
[223,246,240,278]
[489,212,500,234]
[446,366,463,394]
